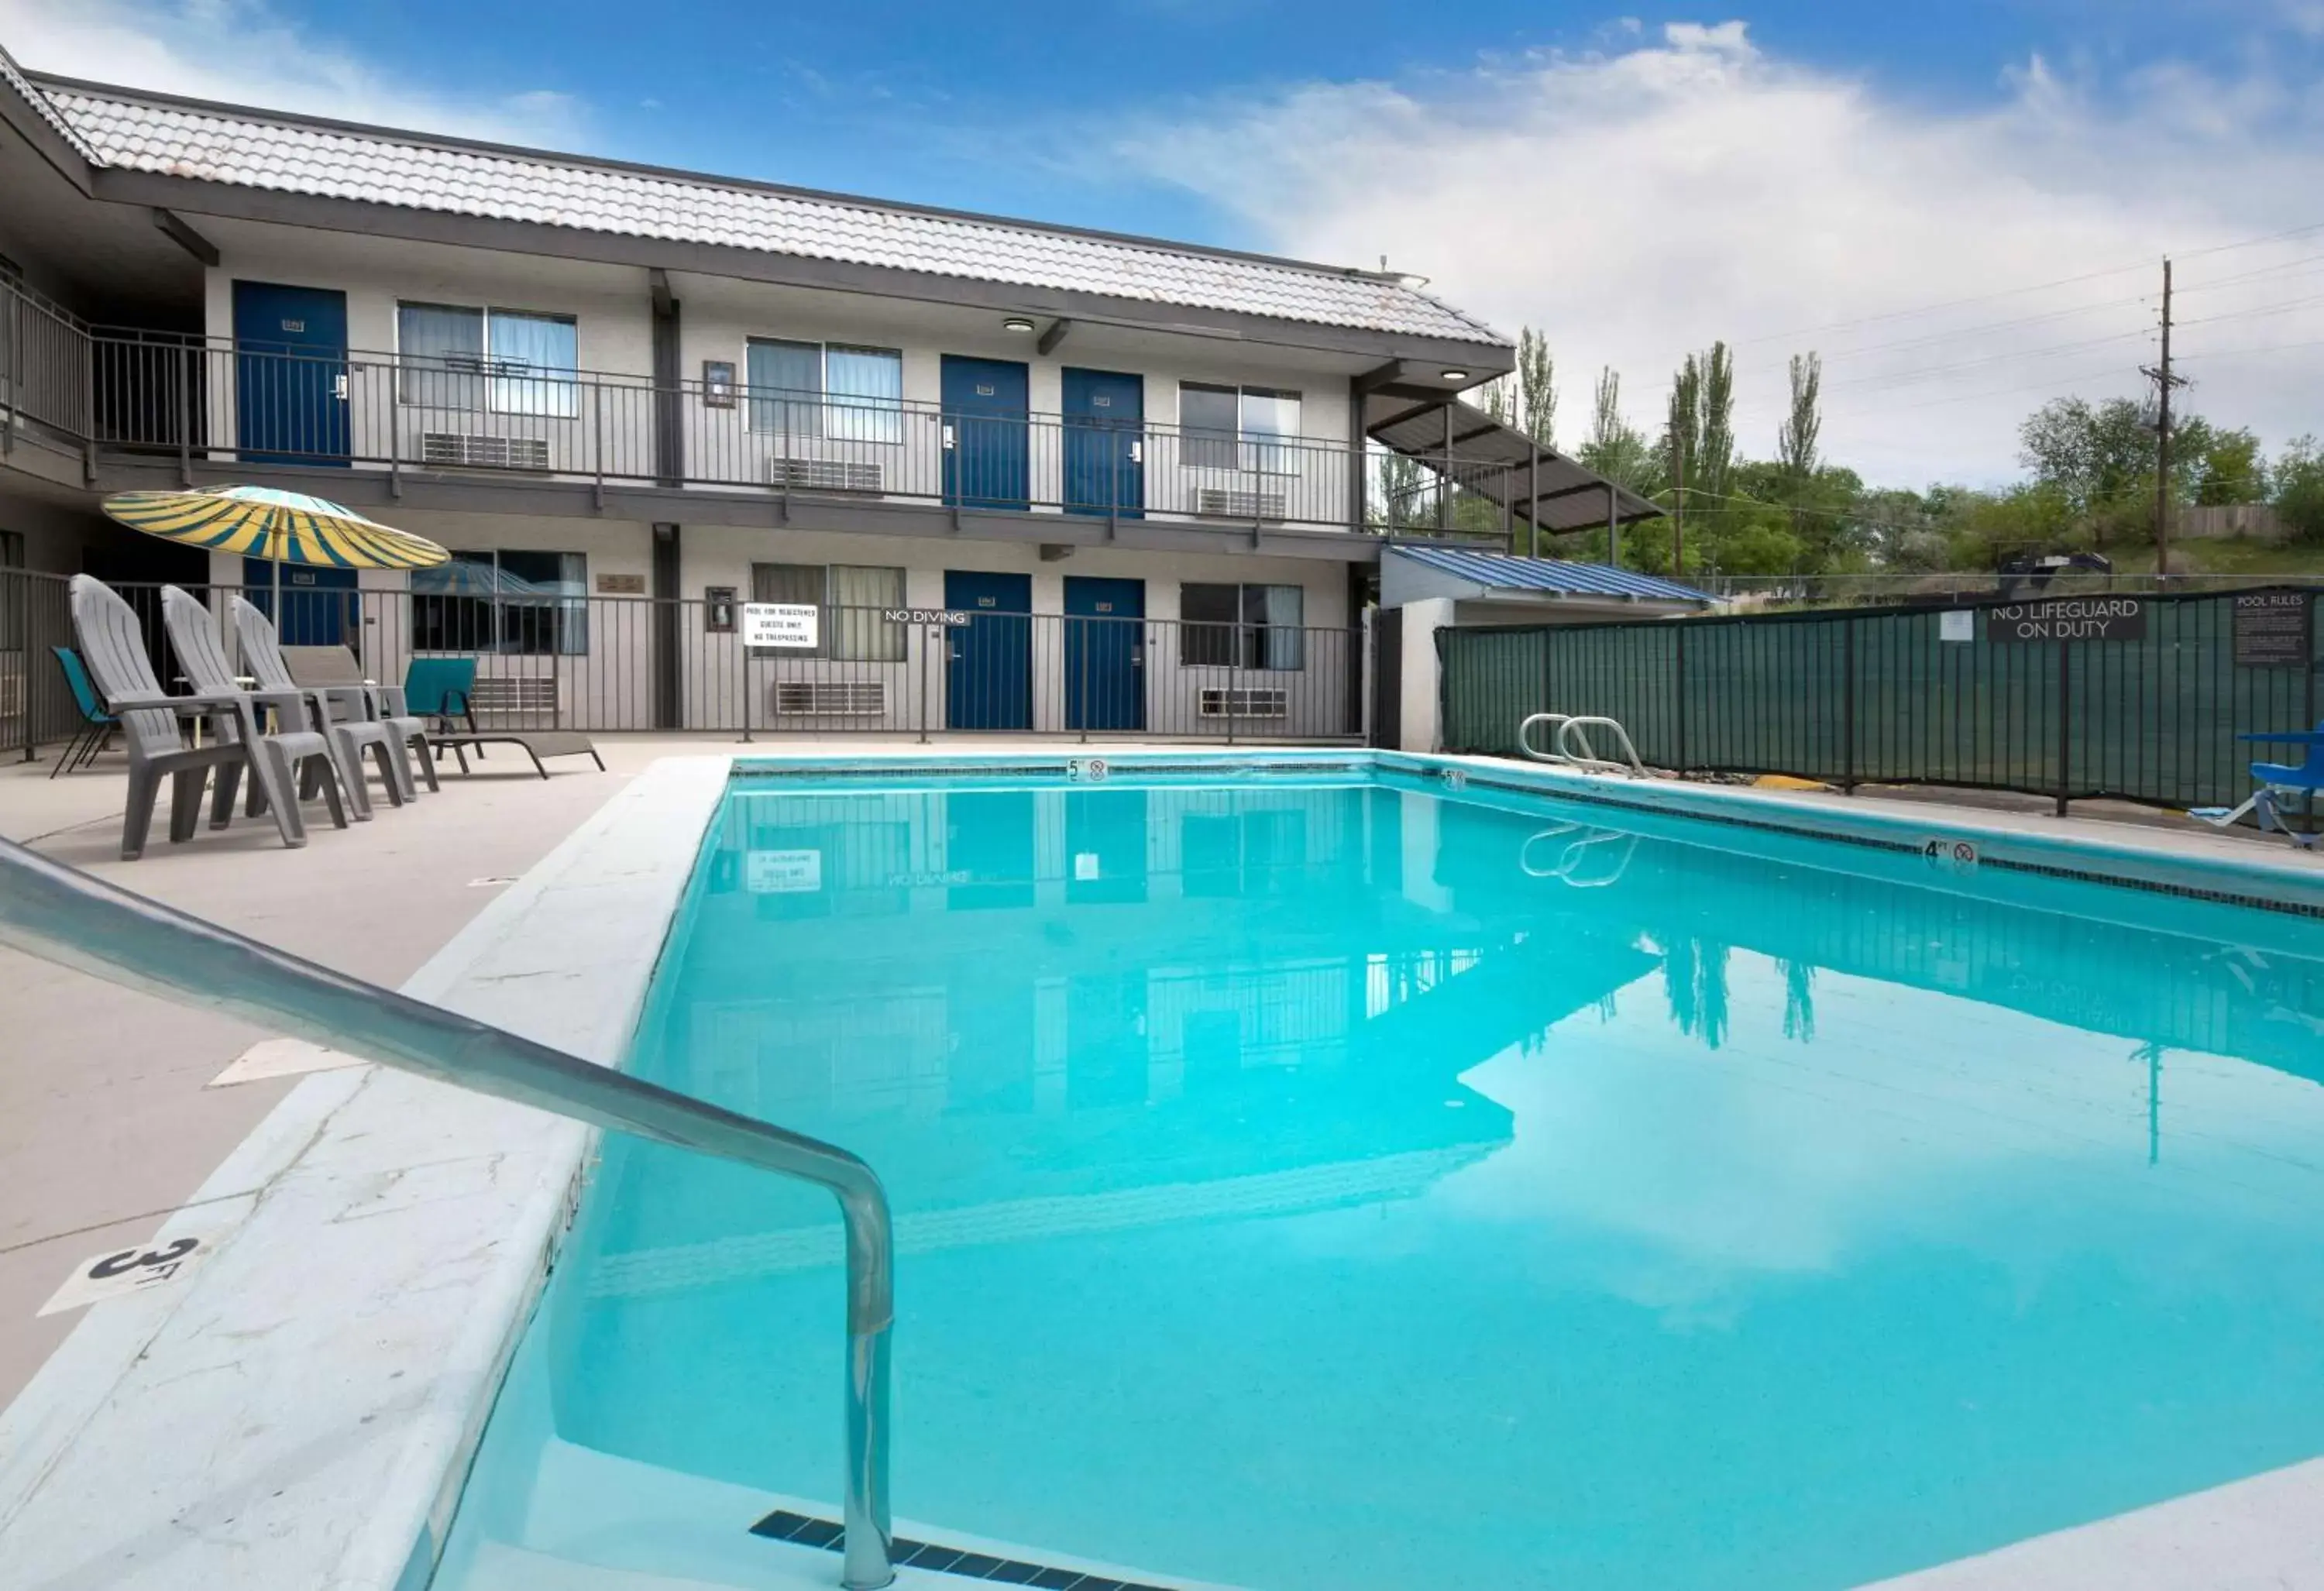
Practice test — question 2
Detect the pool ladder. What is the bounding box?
[0,839,900,1591]
[1518,713,1648,777]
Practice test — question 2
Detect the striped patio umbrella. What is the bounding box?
[100,484,449,617]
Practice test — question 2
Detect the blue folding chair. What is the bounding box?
[48,645,119,779]
[2191,722,2324,850]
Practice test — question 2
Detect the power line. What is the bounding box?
[2173,290,2324,328]
[1817,327,2157,393]
[1619,215,2324,392]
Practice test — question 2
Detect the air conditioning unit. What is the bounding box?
[466,676,559,720]
[768,457,885,493]
[1198,687,1288,720]
[421,431,552,471]
[772,680,888,716]
[1195,487,1287,522]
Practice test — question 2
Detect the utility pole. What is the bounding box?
[2142,257,2186,585]
[1674,426,1686,577]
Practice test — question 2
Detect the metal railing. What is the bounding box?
[1442,585,2324,814]
[0,283,1536,540]
[2,571,1364,757]
[0,836,899,1589]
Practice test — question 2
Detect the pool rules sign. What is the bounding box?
[741,603,819,649]
[2231,591,2312,668]
[1985,596,2147,643]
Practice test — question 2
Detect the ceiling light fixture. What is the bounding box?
[1440,369,1470,382]
[1002,316,1037,333]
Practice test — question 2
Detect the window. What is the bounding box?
[1181,582,1305,670]
[411,549,588,655]
[1179,383,1303,474]
[747,339,903,445]
[749,562,906,661]
[397,304,579,418]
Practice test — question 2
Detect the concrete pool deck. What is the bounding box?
[1,738,2321,1589]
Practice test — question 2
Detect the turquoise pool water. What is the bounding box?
[436,771,2324,1591]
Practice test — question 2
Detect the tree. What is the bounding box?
[2276,437,2324,545]
[1576,369,1656,487]
[2018,396,2154,545]
[1697,340,1735,502]
[1370,448,1432,533]
[1516,328,1556,449]
[1777,352,1821,481]
[2192,425,2267,505]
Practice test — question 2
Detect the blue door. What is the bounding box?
[242,557,358,648]
[1061,368,1143,517]
[1064,576,1145,732]
[232,282,349,466]
[945,569,1033,730]
[940,356,1029,510]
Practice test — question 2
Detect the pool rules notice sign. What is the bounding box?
[1985,596,2147,643]
[741,603,819,649]
[2231,591,2312,668]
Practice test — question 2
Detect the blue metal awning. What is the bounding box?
[1386,545,1709,604]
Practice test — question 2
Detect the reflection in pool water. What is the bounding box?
[435,776,2324,1591]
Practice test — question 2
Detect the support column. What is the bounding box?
[651,270,682,489]
[651,522,681,729]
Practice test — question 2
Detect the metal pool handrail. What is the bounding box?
[0,837,896,1591]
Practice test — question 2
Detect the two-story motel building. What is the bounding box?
[0,43,1661,743]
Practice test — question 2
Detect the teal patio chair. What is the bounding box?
[48,646,117,779]
[398,657,601,778]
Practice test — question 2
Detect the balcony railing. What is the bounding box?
[0,284,1531,539]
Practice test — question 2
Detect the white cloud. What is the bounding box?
[0,0,586,148]
[1118,20,2324,488]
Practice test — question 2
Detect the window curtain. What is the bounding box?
[488,311,579,418]
[1180,384,1239,471]
[553,551,588,655]
[828,565,905,661]
[1246,583,1304,670]
[748,340,822,438]
[825,346,903,445]
[397,303,484,409]
[1240,389,1301,476]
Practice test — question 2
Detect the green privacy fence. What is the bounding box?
[1438,587,2323,812]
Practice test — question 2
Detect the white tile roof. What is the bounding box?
[35,81,1506,346]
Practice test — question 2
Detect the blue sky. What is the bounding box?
[8,0,2324,484]
[239,1,2315,246]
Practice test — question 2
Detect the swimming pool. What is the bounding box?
[432,763,2324,1591]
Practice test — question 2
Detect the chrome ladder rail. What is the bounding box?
[0,837,897,1591]
[1557,716,1648,777]
[1517,712,1648,777]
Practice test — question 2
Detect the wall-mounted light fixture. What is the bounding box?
[1002,316,1037,333]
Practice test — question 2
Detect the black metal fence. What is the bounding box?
[1439,587,2323,812]
[1,569,1362,758]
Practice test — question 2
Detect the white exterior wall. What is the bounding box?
[1397,596,1453,753]
[180,221,1373,738]
[201,223,656,483]
[191,225,1362,533]
[679,527,1353,737]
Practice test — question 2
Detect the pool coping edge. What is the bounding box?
[0,754,734,1591]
